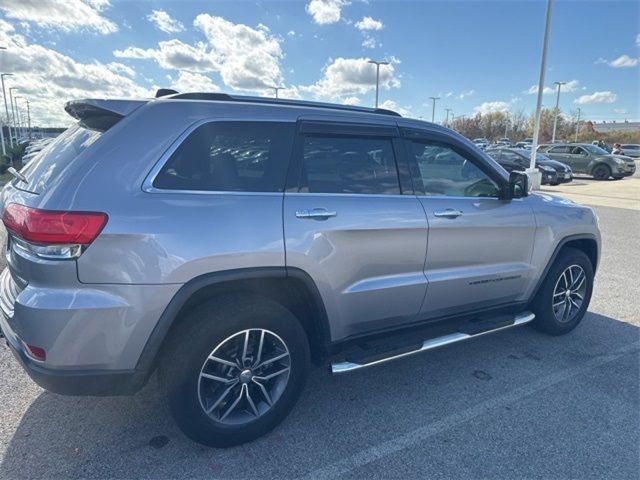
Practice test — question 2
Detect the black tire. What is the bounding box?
[160,295,310,447]
[591,164,611,180]
[530,247,594,335]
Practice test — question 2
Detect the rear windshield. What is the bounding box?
[17,124,102,194]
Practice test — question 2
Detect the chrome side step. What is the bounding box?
[330,311,535,374]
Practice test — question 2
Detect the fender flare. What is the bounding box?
[133,266,331,382]
[528,233,599,302]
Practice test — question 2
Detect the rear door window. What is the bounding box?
[17,124,102,194]
[298,135,401,195]
[153,122,294,192]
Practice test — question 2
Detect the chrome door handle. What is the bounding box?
[434,209,463,218]
[295,208,337,220]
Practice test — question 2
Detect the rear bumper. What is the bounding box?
[1,308,146,396]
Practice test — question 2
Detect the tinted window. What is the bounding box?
[153,122,294,192]
[501,151,528,166]
[300,136,400,195]
[549,146,571,154]
[583,144,608,155]
[18,124,102,194]
[569,147,587,155]
[410,141,500,197]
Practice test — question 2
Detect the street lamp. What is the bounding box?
[1,73,13,147]
[428,96,440,123]
[270,86,284,99]
[367,59,389,108]
[9,87,18,142]
[444,108,452,127]
[15,96,24,139]
[551,81,566,143]
[26,100,31,138]
[529,0,554,190]
[574,107,581,142]
[504,111,510,138]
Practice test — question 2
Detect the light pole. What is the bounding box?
[9,87,18,142]
[551,81,566,143]
[574,107,581,142]
[504,112,509,138]
[15,96,24,139]
[444,108,452,127]
[26,100,31,138]
[368,59,389,108]
[270,86,284,99]
[529,0,554,190]
[428,96,440,123]
[1,73,13,147]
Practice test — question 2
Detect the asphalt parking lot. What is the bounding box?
[0,171,638,479]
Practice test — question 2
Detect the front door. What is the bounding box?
[404,132,536,319]
[283,121,428,341]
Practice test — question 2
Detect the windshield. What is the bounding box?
[16,124,102,194]
[583,144,608,155]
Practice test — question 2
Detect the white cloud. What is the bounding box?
[114,40,216,72]
[106,62,135,77]
[457,89,475,99]
[379,99,411,116]
[147,10,184,34]
[355,16,383,31]
[361,36,378,49]
[0,0,117,34]
[303,57,400,100]
[170,71,219,92]
[443,91,453,98]
[342,96,360,105]
[614,108,627,114]
[0,22,150,126]
[306,0,349,25]
[636,33,640,46]
[473,101,510,115]
[525,80,582,95]
[574,91,617,105]
[609,54,638,68]
[287,30,296,36]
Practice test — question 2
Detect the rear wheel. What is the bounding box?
[160,295,310,447]
[591,164,611,180]
[531,247,593,335]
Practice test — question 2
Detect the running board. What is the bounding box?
[330,311,535,374]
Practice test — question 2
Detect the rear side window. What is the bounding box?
[299,136,400,195]
[153,122,294,192]
[18,124,102,194]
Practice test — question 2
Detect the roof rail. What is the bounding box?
[163,92,402,117]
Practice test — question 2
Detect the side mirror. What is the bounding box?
[508,171,528,199]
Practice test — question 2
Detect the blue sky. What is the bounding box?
[0,0,638,126]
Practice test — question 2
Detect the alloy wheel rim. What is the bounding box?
[197,329,291,426]
[552,265,587,323]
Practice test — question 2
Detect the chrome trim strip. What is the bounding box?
[330,311,535,374]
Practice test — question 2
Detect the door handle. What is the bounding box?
[295,208,337,220]
[434,209,463,219]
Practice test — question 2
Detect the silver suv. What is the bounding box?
[0,93,601,447]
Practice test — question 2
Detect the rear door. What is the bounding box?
[283,120,428,341]
[545,145,575,170]
[566,146,591,172]
[402,129,536,319]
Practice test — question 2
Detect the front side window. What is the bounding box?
[549,146,571,154]
[300,136,400,195]
[153,122,294,192]
[570,147,588,155]
[409,141,501,197]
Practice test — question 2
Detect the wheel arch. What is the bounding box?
[530,234,599,302]
[135,267,332,382]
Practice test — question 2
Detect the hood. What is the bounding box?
[610,154,635,163]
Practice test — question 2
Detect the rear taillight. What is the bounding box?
[2,203,107,259]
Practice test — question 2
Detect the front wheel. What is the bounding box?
[591,164,611,180]
[160,295,310,447]
[531,247,594,335]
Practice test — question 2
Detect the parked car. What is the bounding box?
[538,143,636,179]
[0,92,601,447]
[620,144,640,158]
[514,141,532,150]
[472,137,490,150]
[486,147,572,185]
[495,137,512,147]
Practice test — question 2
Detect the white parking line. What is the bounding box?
[303,341,640,479]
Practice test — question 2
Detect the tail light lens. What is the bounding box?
[2,203,107,259]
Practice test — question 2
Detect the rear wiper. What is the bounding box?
[8,167,28,185]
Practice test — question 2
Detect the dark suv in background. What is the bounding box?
[486,147,572,185]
